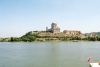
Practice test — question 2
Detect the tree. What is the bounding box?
[21,33,36,42]
[27,36,36,42]
[10,37,22,42]
[88,37,96,41]
[97,36,100,41]
[82,38,88,40]
[10,37,14,42]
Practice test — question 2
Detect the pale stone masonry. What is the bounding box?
[46,22,60,33]
[63,30,81,35]
[29,22,83,37]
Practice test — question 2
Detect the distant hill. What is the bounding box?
[92,32,100,36]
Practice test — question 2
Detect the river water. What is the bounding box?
[0,42,100,67]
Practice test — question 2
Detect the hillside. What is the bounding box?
[92,32,100,36]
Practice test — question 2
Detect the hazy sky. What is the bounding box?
[0,0,100,37]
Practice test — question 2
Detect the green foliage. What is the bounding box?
[70,37,81,40]
[88,37,96,41]
[46,30,52,32]
[21,36,36,42]
[93,32,100,36]
[10,37,22,42]
[96,36,100,41]
[82,38,88,40]
[21,33,36,42]
[76,37,81,40]
[2,31,100,42]
[22,32,37,37]
[7,32,37,42]
[0,39,7,42]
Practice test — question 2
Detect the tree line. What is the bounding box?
[0,32,100,42]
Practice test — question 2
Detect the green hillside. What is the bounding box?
[93,32,100,36]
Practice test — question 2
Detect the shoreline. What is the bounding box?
[0,40,100,42]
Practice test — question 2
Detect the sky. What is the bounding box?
[0,0,100,37]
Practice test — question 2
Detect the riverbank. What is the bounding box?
[0,31,100,42]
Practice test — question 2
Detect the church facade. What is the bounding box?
[46,22,60,33]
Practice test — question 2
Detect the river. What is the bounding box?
[0,42,100,67]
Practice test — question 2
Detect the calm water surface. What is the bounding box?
[0,42,100,67]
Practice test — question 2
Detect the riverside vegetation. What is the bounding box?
[0,32,100,42]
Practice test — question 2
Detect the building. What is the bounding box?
[63,30,81,35]
[46,22,60,33]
